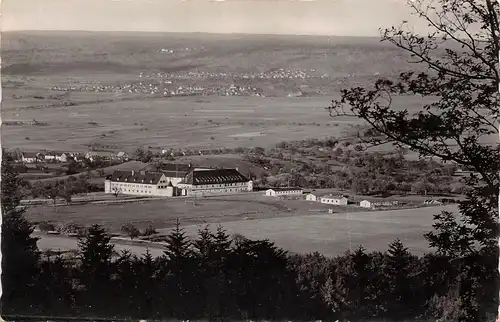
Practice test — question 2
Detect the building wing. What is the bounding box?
[181,168,249,185]
[108,170,164,185]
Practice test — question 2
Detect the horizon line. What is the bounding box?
[2,29,383,39]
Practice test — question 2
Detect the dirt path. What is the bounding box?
[34,232,165,258]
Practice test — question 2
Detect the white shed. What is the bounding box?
[360,200,372,208]
[305,193,319,201]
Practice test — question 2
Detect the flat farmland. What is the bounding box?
[25,193,310,232]
[2,94,439,153]
[30,198,458,257]
[165,204,459,256]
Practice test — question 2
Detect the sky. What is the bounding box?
[1,0,430,37]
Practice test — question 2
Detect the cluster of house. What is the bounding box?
[105,163,253,198]
[16,150,129,164]
[265,188,350,205]
[264,188,403,209]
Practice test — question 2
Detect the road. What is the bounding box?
[34,232,165,258]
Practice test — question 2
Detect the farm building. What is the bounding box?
[265,188,303,197]
[360,200,373,208]
[320,194,349,206]
[177,168,253,197]
[85,151,115,162]
[360,199,401,209]
[105,170,178,197]
[305,193,319,201]
[116,151,129,160]
[20,152,43,163]
[44,152,78,163]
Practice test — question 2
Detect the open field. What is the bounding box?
[3,94,442,153]
[176,204,458,256]
[25,191,451,232]
[25,193,326,232]
[32,202,458,257]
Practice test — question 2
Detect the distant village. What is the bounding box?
[47,68,343,97]
[14,150,130,164]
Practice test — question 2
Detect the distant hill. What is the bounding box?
[1,31,413,79]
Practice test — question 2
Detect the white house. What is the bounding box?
[265,188,303,197]
[305,193,319,202]
[116,151,129,160]
[360,200,373,208]
[320,194,349,206]
[21,152,42,164]
[85,151,114,162]
[56,152,70,162]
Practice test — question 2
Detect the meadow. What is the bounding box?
[1,31,429,153]
[31,198,457,257]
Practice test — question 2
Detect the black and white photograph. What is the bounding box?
[1,0,499,321]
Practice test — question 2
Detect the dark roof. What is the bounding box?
[180,168,249,185]
[146,163,194,178]
[22,152,40,158]
[268,187,303,191]
[160,163,192,172]
[107,170,164,185]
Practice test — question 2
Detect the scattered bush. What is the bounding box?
[38,221,56,233]
[57,222,84,235]
[121,223,140,239]
[142,225,157,236]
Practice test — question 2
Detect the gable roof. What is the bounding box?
[21,152,40,158]
[321,194,348,200]
[142,163,196,178]
[107,170,164,185]
[180,168,249,185]
[86,151,114,157]
[160,163,194,177]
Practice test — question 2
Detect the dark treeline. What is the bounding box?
[3,221,498,322]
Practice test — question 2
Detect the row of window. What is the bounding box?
[121,189,152,194]
[113,183,153,189]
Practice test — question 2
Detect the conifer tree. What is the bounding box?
[1,150,40,314]
[162,219,195,319]
[383,239,422,320]
[76,224,115,315]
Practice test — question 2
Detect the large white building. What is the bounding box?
[105,170,177,197]
[105,166,253,198]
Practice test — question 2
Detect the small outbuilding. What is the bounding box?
[265,187,303,197]
[360,200,373,208]
[320,194,349,206]
[305,193,319,202]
